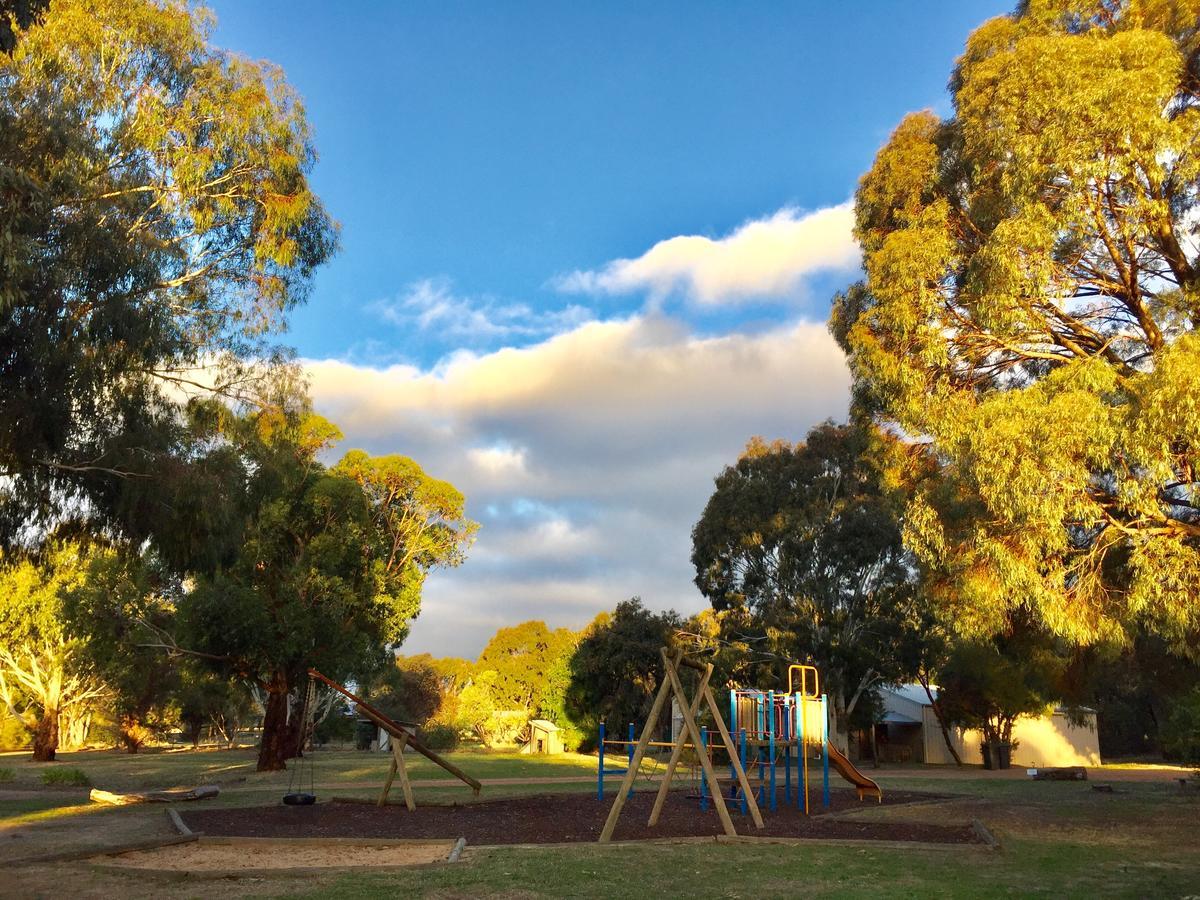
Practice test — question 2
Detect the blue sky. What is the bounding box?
[209,1,1013,656]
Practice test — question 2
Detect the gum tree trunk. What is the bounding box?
[31,708,59,762]
[257,675,293,772]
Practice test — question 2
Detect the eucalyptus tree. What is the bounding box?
[0,543,109,760]
[0,0,335,544]
[691,424,918,748]
[831,0,1200,652]
[169,405,475,771]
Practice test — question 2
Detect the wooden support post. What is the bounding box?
[597,653,678,843]
[648,662,712,826]
[378,758,398,807]
[393,732,415,811]
[662,650,738,837]
[702,683,764,829]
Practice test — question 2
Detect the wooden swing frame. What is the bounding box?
[598,647,764,842]
[307,668,482,810]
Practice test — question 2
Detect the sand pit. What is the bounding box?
[96,837,456,872]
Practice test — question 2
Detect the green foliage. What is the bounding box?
[0,543,109,759]
[476,621,576,715]
[419,723,460,751]
[174,402,475,769]
[1162,687,1200,764]
[937,622,1063,746]
[0,766,13,783]
[314,707,355,746]
[566,599,680,751]
[0,713,29,751]
[0,0,336,545]
[61,550,179,752]
[364,657,444,726]
[174,666,255,747]
[832,0,1200,652]
[1066,634,1200,758]
[690,423,922,733]
[40,767,89,787]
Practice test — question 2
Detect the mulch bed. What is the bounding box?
[182,788,979,845]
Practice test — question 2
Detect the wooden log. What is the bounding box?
[378,757,398,807]
[394,732,415,811]
[701,683,764,829]
[662,649,738,838]
[90,785,220,805]
[1029,766,1087,781]
[648,662,712,825]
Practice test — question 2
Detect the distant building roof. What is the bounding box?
[529,719,559,730]
[883,684,936,706]
[882,684,1095,715]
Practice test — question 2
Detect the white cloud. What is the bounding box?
[554,203,859,305]
[370,277,592,343]
[306,314,850,656]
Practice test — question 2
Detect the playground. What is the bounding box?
[1,654,1197,897]
[1,748,1197,897]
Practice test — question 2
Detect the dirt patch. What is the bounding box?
[183,788,977,845]
[96,837,454,871]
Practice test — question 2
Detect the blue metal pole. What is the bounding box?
[739,727,748,815]
[699,726,708,811]
[821,694,831,808]
[598,721,605,801]
[783,700,791,805]
[768,690,777,812]
[798,691,806,812]
[756,694,765,805]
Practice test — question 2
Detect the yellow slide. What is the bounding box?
[826,744,883,802]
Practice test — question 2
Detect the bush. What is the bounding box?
[0,714,30,751]
[1162,687,1200,764]
[0,767,14,783]
[314,710,356,746]
[420,724,460,751]
[41,767,90,787]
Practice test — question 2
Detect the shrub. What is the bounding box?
[1162,688,1200,764]
[0,714,30,751]
[420,724,460,751]
[41,767,90,787]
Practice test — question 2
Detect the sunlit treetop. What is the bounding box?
[832,0,1200,653]
[0,0,336,539]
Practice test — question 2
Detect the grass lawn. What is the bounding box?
[0,748,1197,898]
[0,745,601,793]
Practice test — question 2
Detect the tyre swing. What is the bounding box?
[283,675,318,806]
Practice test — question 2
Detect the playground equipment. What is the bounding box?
[598,647,763,842]
[597,659,882,821]
[307,668,482,809]
[283,676,318,806]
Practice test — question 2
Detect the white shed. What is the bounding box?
[880,684,1101,768]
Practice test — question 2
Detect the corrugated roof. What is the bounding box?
[883,683,936,706]
[882,684,1095,715]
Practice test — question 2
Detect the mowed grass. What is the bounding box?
[0,748,1196,898]
[0,745,599,794]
